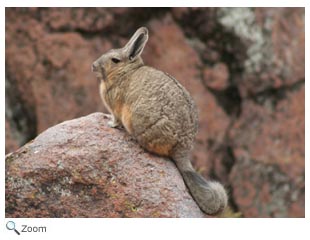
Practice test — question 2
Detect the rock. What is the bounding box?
[5,119,19,154]
[257,8,305,87]
[171,7,247,73]
[230,158,304,217]
[203,63,230,90]
[5,8,106,151]
[229,85,305,217]
[217,8,305,96]
[5,113,205,218]
[40,8,116,32]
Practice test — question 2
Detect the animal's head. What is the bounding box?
[91,27,149,80]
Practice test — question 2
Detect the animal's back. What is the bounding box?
[123,66,199,156]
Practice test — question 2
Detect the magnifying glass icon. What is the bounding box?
[6,221,20,235]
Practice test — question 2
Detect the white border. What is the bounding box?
[0,218,309,240]
[1,218,309,240]
[1,1,309,240]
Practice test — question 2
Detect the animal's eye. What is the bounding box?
[111,58,120,64]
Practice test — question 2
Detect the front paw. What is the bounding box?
[108,120,120,128]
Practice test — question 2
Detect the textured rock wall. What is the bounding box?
[5,7,304,217]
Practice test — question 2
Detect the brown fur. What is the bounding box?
[92,27,228,215]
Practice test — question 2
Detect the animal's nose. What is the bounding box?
[91,63,98,72]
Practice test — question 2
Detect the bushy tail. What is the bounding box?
[180,169,228,215]
[173,151,228,215]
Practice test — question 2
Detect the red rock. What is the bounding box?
[229,85,305,217]
[32,32,103,132]
[268,8,305,86]
[5,9,108,138]
[5,113,206,218]
[230,85,304,178]
[40,8,115,32]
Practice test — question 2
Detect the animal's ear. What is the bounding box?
[123,27,149,61]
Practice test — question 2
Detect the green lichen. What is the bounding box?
[5,153,15,164]
[220,206,242,218]
[124,200,139,212]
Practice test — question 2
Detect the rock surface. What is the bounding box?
[5,8,304,217]
[229,85,305,217]
[5,113,205,218]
